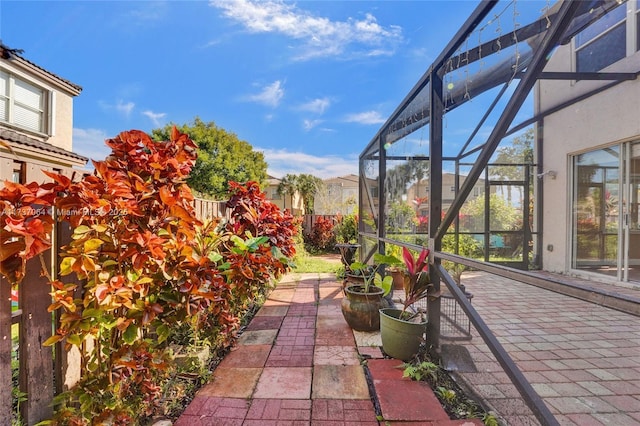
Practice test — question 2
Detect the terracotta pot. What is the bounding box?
[389,268,406,290]
[341,284,386,331]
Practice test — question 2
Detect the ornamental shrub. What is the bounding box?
[0,129,298,424]
[305,216,336,252]
[334,213,358,244]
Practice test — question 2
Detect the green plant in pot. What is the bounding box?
[380,247,436,361]
[340,253,396,332]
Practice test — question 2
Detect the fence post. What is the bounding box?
[0,275,12,425]
[54,221,82,396]
[19,252,54,424]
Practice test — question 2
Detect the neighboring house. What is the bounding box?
[314,174,359,215]
[406,172,488,220]
[264,174,304,216]
[1,43,87,185]
[536,1,640,283]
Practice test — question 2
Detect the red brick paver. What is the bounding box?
[177,274,494,425]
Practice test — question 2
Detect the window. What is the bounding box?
[12,161,25,183]
[575,2,627,72]
[0,70,48,134]
[574,1,640,73]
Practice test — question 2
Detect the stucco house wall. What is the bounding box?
[1,44,86,183]
[537,39,640,276]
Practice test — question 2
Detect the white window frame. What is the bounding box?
[0,69,51,135]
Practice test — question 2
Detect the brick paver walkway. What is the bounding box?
[175,273,481,425]
[452,271,640,426]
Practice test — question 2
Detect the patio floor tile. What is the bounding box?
[246,399,311,421]
[237,329,278,345]
[218,344,271,368]
[197,367,262,398]
[255,305,288,317]
[253,367,312,399]
[315,315,355,346]
[313,345,360,366]
[311,399,378,421]
[374,378,450,422]
[311,365,370,399]
[245,315,284,330]
[266,344,314,367]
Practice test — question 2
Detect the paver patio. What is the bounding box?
[175,270,639,425]
[175,274,479,425]
[451,271,640,426]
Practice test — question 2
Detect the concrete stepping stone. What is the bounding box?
[253,367,312,399]
[197,367,262,398]
[218,344,271,368]
[237,329,278,345]
[311,365,370,399]
[314,345,360,366]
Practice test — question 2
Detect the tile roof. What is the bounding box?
[0,128,88,163]
[1,43,82,93]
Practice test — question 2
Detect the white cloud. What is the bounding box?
[258,147,358,179]
[343,110,386,125]
[142,110,167,127]
[211,0,403,60]
[246,80,284,107]
[302,119,323,131]
[73,128,112,164]
[100,100,135,118]
[116,100,135,117]
[298,97,331,115]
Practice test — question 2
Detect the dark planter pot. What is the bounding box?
[379,308,427,361]
[341,284,387,332]
[343,272,370,287]
[336,243,360,267]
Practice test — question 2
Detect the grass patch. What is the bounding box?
[292,255,341,274]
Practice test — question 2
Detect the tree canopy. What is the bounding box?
[152,117,267,199]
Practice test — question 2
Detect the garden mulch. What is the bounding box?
[175,273,482,426]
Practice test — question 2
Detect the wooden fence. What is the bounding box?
[1,200,337,424]
[0,197,228,425]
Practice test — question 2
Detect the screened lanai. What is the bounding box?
[359,0,639,279]
[359,1,640,424]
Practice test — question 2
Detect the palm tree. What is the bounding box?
[297,174,324,214]
[277,174,298,210]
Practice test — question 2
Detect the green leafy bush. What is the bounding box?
[334,213,358,244]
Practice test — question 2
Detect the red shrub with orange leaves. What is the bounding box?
[0,128,297,424]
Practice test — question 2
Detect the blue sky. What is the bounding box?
[0,0,533,178]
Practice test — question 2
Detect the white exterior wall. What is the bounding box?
[538,44,640,274]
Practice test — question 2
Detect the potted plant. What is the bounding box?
[340,253,397,332]
[382,252,406,290]
[379,247,437,360]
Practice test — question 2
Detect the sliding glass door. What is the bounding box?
[572,141,640,282]
[624,142,640,282]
